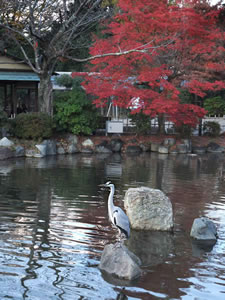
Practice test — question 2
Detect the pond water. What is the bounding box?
[0,152,225,300]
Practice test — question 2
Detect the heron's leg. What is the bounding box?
[114,230,127,247]
[111,228,121,245]
[120,233,127,244]
[114,232,122,243]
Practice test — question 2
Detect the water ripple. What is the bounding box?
[1,153,225,299]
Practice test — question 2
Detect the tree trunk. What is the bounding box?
[158,114,165,135]
[38,73,53,115]
[198,118,202,136]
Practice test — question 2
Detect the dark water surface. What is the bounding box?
[0,152,225,300]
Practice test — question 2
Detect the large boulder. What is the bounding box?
[66,134,78,145]
[124,187,173,231]
[163,138,176,147]
[65,135,79,154]
[150,143,159,152]
[0,147,15,160]
[81,138,94,153]
[56,135,79,154]
[35,144,47,156]
[67,143,79,154]
[35,139,57,157]
[96,140,112,153]
[42,139,57,155]
[0,137,14,147]
[15,145,25,157]
[190,217,217,242]
[56,142,66,155]
[158,145,169,154]
[99,243,141,280]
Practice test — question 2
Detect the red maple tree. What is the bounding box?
[81,0,225,131]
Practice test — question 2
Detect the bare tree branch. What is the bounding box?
[0,0,177,114]
[64,38,177,62]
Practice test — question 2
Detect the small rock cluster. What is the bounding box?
[0,136,124,160]
[100,187,218,282]
[152,138,224,154]
[0,135,81,160]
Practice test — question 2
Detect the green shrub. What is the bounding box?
[53,89,99,135]
[203,121,221,137]
[204,96,225,116]
[55,74,74,89]
[129,112,151,135]
[11,112,53,140]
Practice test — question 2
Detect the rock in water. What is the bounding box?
[99,243,141,280]
[124,187,173,231]
[15,146,25,157]
[190,217,217,241]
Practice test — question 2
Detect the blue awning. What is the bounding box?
[0,71,40,81]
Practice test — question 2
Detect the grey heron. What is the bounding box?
[100,181,130,239]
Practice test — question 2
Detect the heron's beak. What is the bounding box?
[98,183,106,187]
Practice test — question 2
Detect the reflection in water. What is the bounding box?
[191,240,216,258]
[0,153,225,299]
[127,231,174,267]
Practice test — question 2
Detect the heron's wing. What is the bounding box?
[112,206,130,237]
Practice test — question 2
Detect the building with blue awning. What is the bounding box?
[0,54,39,117]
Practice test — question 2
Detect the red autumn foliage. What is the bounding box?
[81,0,225,128]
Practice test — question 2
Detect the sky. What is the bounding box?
[211,0,225,4]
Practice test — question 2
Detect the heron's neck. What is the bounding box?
[108,185,115,214]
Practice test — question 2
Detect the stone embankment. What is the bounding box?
[0,134,225,160]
